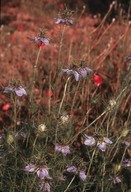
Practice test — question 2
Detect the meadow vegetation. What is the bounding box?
[0,1,131,191]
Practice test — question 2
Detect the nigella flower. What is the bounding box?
[97,137,113,152]
[55,143,70,156]
[14,86,27,96]
[40,182,51,192]
[34,36,49,45]
[123,159,131,167]
[84,135,113,152]
[3,85,27,96]
[37,167,50,180]
[62,69,79,81]
[3,86,14,93]
[66,166,86,181]
[97,141,107,152]
[84,135,96,146]
[28,36,49,46]
[110,176,122,184]
[66,166,77,173]
[54,18,73,25]
[79,170,87,181]
[62,67,93,81]
[24,163,36,172]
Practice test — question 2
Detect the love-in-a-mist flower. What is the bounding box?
[24,163,36,172]
[123,159,131,167]
[14,86,27,96]
[84,135,113,152]
[110,176,122,184]
[3,85,27,96]
[66,166,86,181]
[66,166,77,173]
[3,86,14,93]
[28,36,49,48]
[79,170,87,181]
[62,67,93,81]
[93,74,103,86]
[54,17,73,25]
[40,182,51,192]
[97,137,113,152]
[84,135,96,146]
[37,167,50,180]
[55,143,70,156]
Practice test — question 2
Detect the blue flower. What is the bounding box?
[54,18,73,25]
[62,67,93,81]
[3,86,27,96]
[28,36,49,45]
[37,167,50,180]
[55,143,70,156]
[34,36,49,45]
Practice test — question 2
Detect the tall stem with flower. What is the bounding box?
[57,24,66,66]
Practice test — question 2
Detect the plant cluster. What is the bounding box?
[0,2,131,192]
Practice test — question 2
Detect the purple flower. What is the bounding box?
[79,170,87,181]
[24,163,36,172]
[55,143,62,152]
[54,18,73,25]
[66,166,77,173]
[62,69,80,81]
[110,176,122,184]
[3,86,14,93]
[97,142,107,152]
[77,67,93,78]
[97,137,113,152]
[123,159,131,167]
[62,67,93,81]
[55,144,70,156]
[61,145,70,156]
[16,131,27,138]
[28,36,49,45]
[14,86,27,96]
[37,167,50,180]
[66,166,86,181]
[34,37,49,45]
[103,137,113,144]
[40,182,51,192]
[84,135,96,146]
[3,85,27,96]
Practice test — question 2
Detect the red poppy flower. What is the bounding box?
[45,90,53,97]
[58,3,64,9]
[37,42,45,49]
[17,24,23,31]
[2,103,10,111]
[93,75,103,86]
[9,35,14,42]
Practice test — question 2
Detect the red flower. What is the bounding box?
[2,104,10,111]
[9,35,14,42]
[58,3,64,9]
[93,75,103,86]
[37,42,45,49]
[45,90,53,97]
[17,24,23,31]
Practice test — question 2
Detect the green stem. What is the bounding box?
[57,25,66,65]
[58,77,70,116]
